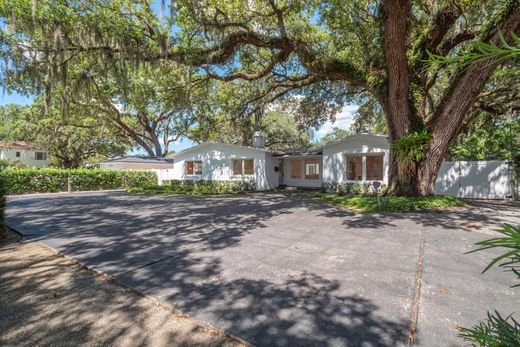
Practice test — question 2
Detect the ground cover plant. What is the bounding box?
[311,191,464,213]
[127,179,256,195]
[0,168,157,195]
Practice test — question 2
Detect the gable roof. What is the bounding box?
[0,141,47,150]
[98,156,174,164]
[172,141,271,157]
[170,134,388,158]
[311,133,389,150]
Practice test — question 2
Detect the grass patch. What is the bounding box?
[310,192,465,213]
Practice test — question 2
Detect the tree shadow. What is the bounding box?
[117,249,410,346]
[5,191,413,345]
[0,235,238,347]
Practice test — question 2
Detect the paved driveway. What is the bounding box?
[5,191,519,346]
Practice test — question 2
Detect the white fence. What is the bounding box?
[435,160,512,199]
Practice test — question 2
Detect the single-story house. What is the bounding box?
[98,156,174,170]
[170,133,389,190]
[0,141,51,168]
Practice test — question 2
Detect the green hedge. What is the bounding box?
[0,168,157,195]
[128,179,256,195]
[322,181,379,196]
[0,174,5,235]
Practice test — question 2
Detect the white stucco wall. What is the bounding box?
[435,160,512,199]
[170,143,275,190]
[0,148,51,168]
[281,155,323,188]
[322,135,390,185]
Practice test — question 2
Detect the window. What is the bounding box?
[185,160,202,175]
[244,159,254,175]
[366,155,384,180]
[233,159,255,175]
[16,152,20,158]
[305,159,320,179]
[346,156,363,181]
[35,152,47,161]
[290,159,301,179]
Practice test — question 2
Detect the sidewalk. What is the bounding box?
[0,229,247,347]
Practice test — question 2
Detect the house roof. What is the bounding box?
[271,148,323,157]
[98,156,174,164]
[310,133,389,150]
[172,141,272,157]
[0,141,47,150]
[170,134,388,158]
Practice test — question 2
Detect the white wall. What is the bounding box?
[435,160,512,199]
[0,148,51,168]
[322,135,390,184]
[170,143,275,190]
[282,155,323,188]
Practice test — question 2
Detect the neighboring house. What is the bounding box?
[98,156,174,170]
[0,141,51,168]
[170,133,390,190]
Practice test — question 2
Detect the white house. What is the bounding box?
[0,141,51,168]
[170,133,390,190]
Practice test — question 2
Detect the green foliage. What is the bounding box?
[468,224,520,287]
[322,181,373,196]
[449,106,519,161]
[427,31,520,70]
[0,159,11,171]
[318,127,354,145]
[391,130,431,181]
[458,311,520,347]
[459,224,520,346]
[0,168,157,195]
[188,82,313,150]
[514,154,520,200]
[351,97,388,135]
[0,173,6,235]
[311,192,464,213]
[128,179,256,195]
[0,102,129,168]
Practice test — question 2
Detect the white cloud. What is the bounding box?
[315,104,359,140]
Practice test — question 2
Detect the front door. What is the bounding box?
[278,159,284,186]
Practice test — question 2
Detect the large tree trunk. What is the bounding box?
[386,4,520,197]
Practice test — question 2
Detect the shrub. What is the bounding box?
[129,179,256,195]
[0,174,5,235]
[0,168,157,195]
[322,181,385,197]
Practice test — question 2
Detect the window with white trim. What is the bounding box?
[304,159,320,179]
[346,154,384,181]
[185,160,202,175]
[346,155,363,181]
[233,159,254,175]
[35,152,47,161]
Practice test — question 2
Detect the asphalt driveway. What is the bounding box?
[5,191,519,346]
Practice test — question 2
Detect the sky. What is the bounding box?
[315,104,359,140]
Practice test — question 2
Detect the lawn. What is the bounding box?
[310,192,465,213]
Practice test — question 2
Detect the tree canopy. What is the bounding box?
[0,101,129,168]
[1,0,519,195]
